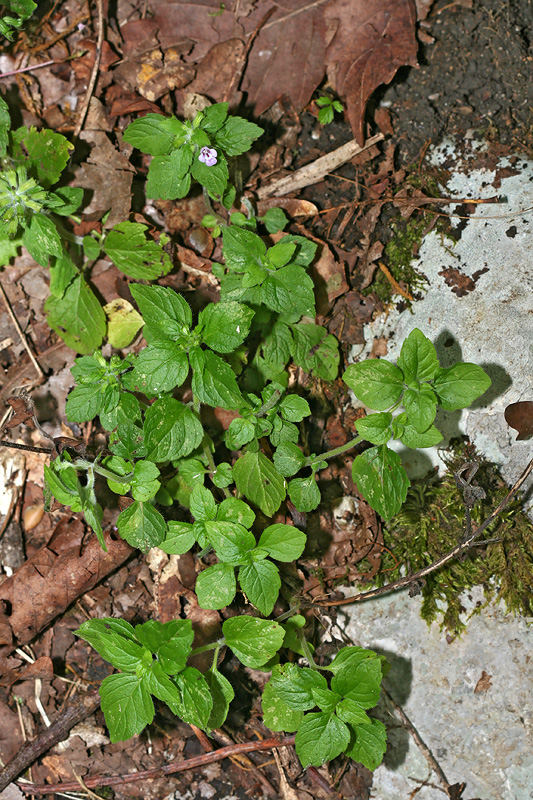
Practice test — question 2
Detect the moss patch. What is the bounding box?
[374,440,533,634]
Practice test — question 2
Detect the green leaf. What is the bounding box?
[258,523,306,562]
[99,673,154,743]
[190,348,246,411]
[131,460,160,502]
[311,688,341,713]
[46,186,84,216]
[171,667,213,729]
[266,241,296,269]
[268,664,328,711]
[132,342,190,395]
[399,423,443,449]
[146,148,193,199]
[262,321,292,369]
[273,442,306,477]
[291,324,339,381]
[397,328,439,383]
[346,718,387,771]
[261,207,288,234]
[263,265,315,319]
[233,450,286,516]
[0,97,10,156]
[160,521,196,555]
[82,235,101,261]
[280,395,311,422]
[105,222,171,280]
[343,360,405,411]
[190,484,217,521]
[198,301,254,353]
[145,660,180,708]
[280,234,317,267]
[75,618,145,672]
[288,475,321,512]
[196,562,236,609]
[11,126,72,188]
[130,284,192,340]
[199,102,229,133]
[239,560,280,616]
[144,396,203,462]
[212,461,233,488]
[222,616,285,669]
[22,214,62,265]
[295,712,350,768]
[204,520,255,565]
[331,658,382,708]
[191,154,229,197]
[116,500,166,551]
[432,363,492,410]
[403,383,437,432]
[44,463,80,507]
[226,416,256,449]
[355,412,392,446]
[351,445,410,521]
[135,619,194,674]
[222,226,266,272]
[327,645,378,675]
[65,382,117,423]
[123,113,186,155]
[217,497,255,528]
[205,667,234,729]
[45,275,106,354]
[214,116,263,156]
[262,680,303,732]
[335,698,371,727]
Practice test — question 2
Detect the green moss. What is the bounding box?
[367,216,429,303]
[374,441,533,634]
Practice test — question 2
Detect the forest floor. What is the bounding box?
[0,1,532,799]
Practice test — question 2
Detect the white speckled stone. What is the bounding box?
[339,587,532,800]
[355,139,533,517]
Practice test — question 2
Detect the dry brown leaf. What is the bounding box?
[241,0,326,115]
[189,38,246,103]
[0,520,133,656]
[74,132,134,228]
[325,0,418,143]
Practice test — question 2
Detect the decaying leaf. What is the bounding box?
[325,0,418,142]
[504,401,533,441]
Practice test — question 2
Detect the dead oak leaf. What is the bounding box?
[241,0,327,115]
[325,0,418,143]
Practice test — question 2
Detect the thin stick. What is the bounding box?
[319,456,533,606]
[17,736,296,795]
[73,0,104,137]
[0,690,101,792]
[0,440,53,455]
[255,133,384,199]
[382,686,451,791]
[0,282,45,381]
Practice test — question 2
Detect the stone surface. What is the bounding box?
[357,138,533,517]
[344,140,533,799]
[339,588,532,800]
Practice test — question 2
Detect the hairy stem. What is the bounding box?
[307,434,364,466]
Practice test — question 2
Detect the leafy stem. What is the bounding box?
[308,434,364,467]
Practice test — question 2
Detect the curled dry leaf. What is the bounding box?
[504,401,533,441]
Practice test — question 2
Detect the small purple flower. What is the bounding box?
[198,147,218,167]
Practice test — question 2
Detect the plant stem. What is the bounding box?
[256,389,281,418]
[190,639,224,657]
[202,440,231,499]
[307,434,364,467]
[298,631,318,670]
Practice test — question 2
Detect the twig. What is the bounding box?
[0,282,45,382]
[17,736,296,795]
[73,0,104,137]
[0,440,53,455]
[255,134,384,199]
[0,690,101,792]
[378,261,414,301]
[319,456,533,606]
[382,686,451,791]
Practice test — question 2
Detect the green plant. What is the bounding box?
[315,95,344,125]
[0,0,36,40]
[1,97,493,771]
